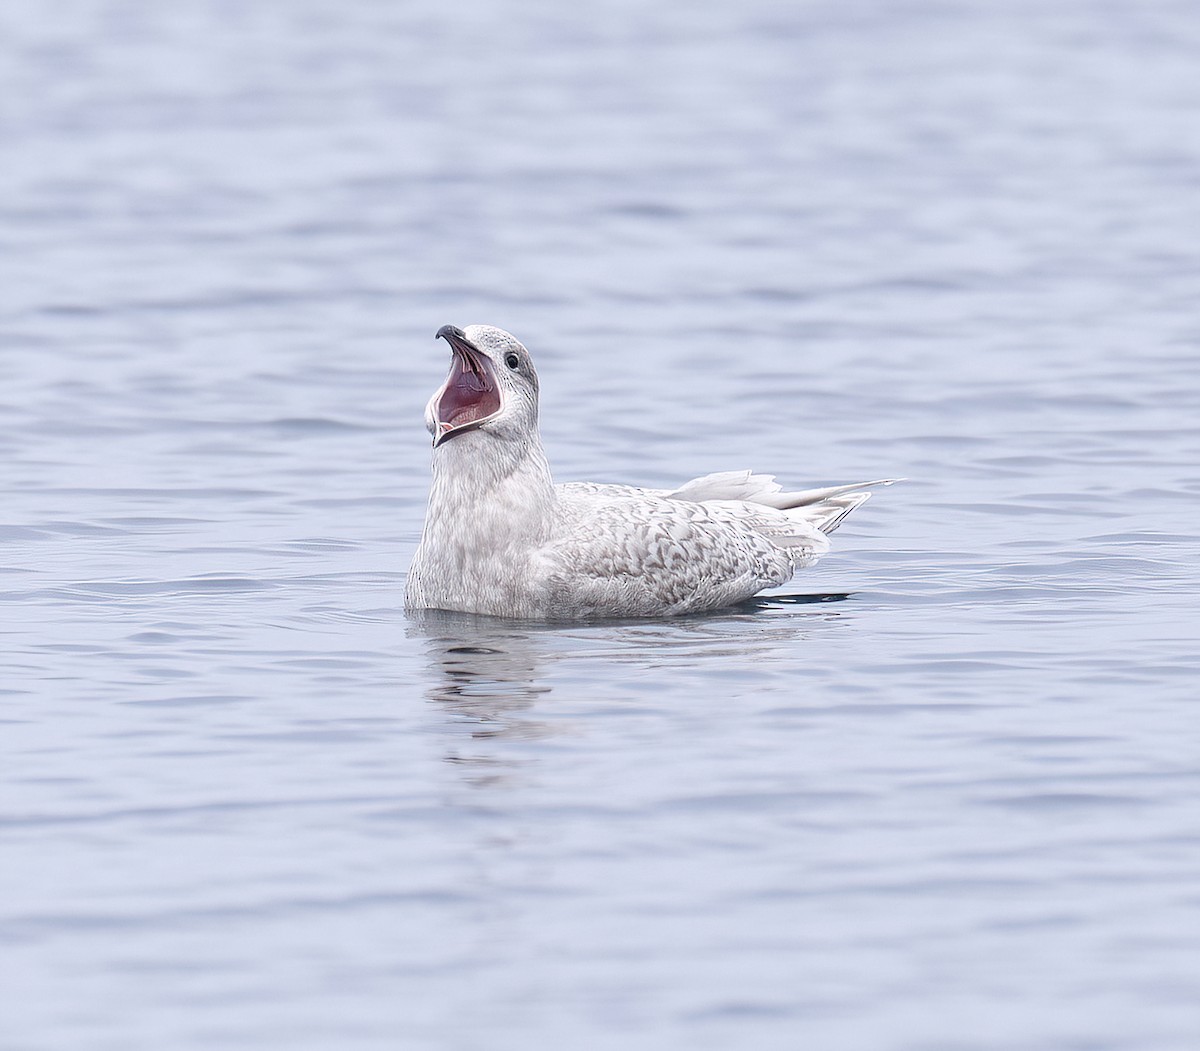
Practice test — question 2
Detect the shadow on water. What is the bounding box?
[406,592,853,785]
[735,591,853,610]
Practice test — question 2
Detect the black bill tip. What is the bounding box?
[436,324,468,343]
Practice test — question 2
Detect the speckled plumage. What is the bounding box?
[405,325,893,620]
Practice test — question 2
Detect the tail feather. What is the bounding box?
[789,491,874,535]
[761,478,899,510]
[668,472,898,536]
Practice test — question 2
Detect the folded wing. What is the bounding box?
[544,490,829,617]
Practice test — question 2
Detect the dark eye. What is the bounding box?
[505,353,520,370]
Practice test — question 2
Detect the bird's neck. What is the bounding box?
[425,431,557,546]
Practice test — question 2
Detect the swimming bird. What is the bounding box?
[405,324,894,619]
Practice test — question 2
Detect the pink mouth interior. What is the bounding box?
[437,348,501,430]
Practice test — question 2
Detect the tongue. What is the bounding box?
[438,350,500,429]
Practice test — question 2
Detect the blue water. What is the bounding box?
[3,2,1199,1049]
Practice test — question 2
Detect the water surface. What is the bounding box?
[3,2,1199,1049]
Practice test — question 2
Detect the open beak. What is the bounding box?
[431,325,503,447]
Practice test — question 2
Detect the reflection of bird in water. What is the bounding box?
[406,610,559,786]
[408,597,852,787]
[406,324,895,619]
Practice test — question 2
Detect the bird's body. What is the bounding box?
[405,325,893,620]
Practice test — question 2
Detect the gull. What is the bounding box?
[405,325,894,619]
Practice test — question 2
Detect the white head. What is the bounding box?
[424,325,541,449]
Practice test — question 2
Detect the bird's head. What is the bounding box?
[424,324,541,449]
